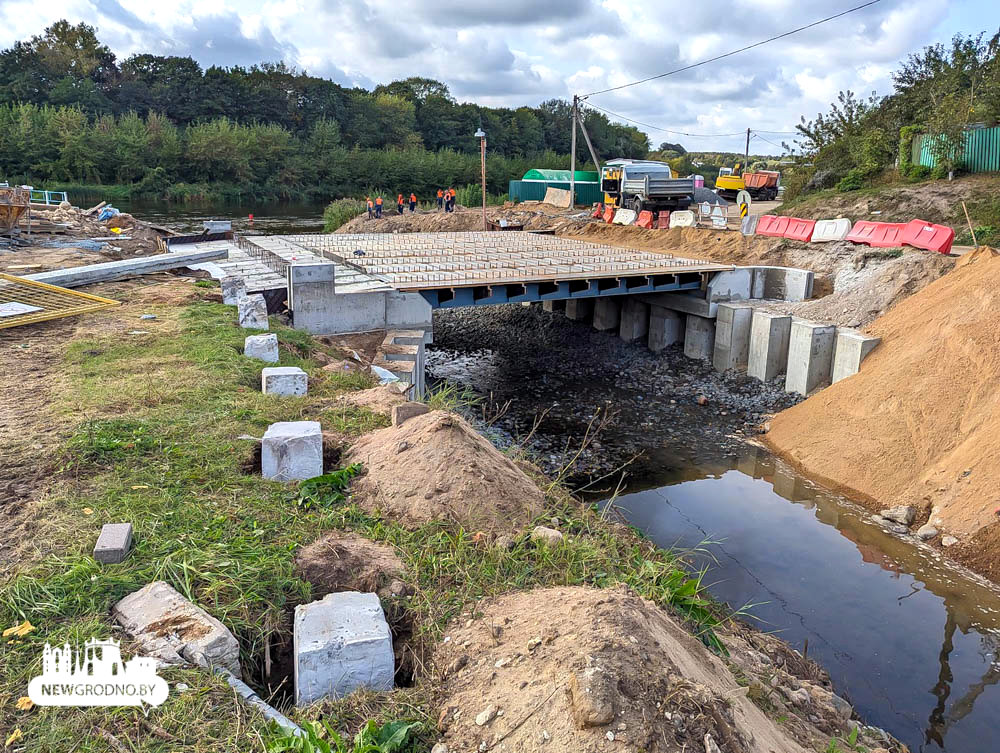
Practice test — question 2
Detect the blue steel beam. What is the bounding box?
[420,273,705,309]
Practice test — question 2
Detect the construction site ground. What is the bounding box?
[0,274,900,752]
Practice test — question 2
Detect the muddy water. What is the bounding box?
[428,305,1000,753]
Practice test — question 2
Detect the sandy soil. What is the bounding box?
[336,201,595,235]
[294,531,406,598]
[346,410,545,532]
[765,248,1000,570]
[434,586,892,753]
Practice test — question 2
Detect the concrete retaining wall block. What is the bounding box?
[831,329,881,383]
[713,303,753,372]
[684,314,716,361]
[785,319,836,395]
[747,311,792,382]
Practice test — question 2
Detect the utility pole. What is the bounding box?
[570,95,578,207]
[744,127,751,169]
[475,128,487,231]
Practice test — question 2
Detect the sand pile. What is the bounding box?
[766,247,1000,545]
[294,532,406,598]
[337,384,409,416]
[345,410,545,531]
[434,586,816,753]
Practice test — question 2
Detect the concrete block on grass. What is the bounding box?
[713,303,753,372]
[294,591,394,706]
[244,333,279,363]
[93,523,133,564]
[648,307,684,352]
[785,319,836,395]
[220,276,246,305]
[238,293,269,330]
[683,314,715,361]
[262,421,323,482]
[262,366,308,397]
[391,402,430,426]
[832,329,881,383]
[747,311,792,382]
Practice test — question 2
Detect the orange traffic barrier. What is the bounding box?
[602,207,615,224]
[656,211,670,229]
[636,210,654,229]
[783,218,816,242]
[756,215,787,237]
[900,219,955,254]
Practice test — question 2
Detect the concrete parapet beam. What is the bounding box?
[785,319,836,395]
[648,307,684,352]
[593,297,621,331]
[619,298,649,342]
[831,329,881,383]
[262,421,323,481]
[565,298,594,322]
[747,311,792,382]
[639,292,714,318]
[713,303,753,372]
[294,591,394,706]
[684,314,716,361]
[707,268,753,303]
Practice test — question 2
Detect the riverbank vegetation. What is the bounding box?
[0,21,649,202]
[783,30,1000,200]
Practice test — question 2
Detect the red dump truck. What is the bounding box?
[742,171,780,201]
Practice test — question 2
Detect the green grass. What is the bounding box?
[323,199,366,232]
[0,297,724,752]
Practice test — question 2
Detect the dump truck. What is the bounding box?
[715,164,781,201]
[600,159,695,213]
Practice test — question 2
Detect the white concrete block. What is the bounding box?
[812,218,852,242]
[113,581,242,677]
[245,333,279,363]
[612,208,637,225]
[238,293,269,330]
[220,276,246,305]
[93,523,133,564]
[785,319,836,395]
[648,307,683,352]
[684,314,715,361]
[713,303,753,372]
[747,311,792,382]
[619,298,649,342]
[262,421,323,481]
[262,366,308,396]
[593,297,620,331]
[294,591,394,705]
[832,329,881,383]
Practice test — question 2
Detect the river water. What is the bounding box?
[112,198,327,235]
[426,305,1000,753]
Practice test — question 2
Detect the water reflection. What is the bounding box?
[609,446,1000,753]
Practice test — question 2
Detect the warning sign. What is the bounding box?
[739,202,749,219]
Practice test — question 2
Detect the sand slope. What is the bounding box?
[765,247,1000,539]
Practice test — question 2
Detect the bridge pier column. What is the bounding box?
[542,299,566,313]
[648,307,684,352]
[683,314,716,361]
[565,299,593,322]
[592,297,621,332]
[619,298,649,342]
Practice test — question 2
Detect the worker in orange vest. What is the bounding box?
[374,195,383,218]
[409,192,417,212]
[436,188,444,211]
[397,193,404,215]
[366,196,373,219]
[446,188,455,213]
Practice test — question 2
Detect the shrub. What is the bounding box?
[323,198,366,231]
[836,168,865,192]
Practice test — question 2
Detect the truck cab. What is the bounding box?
[600,159,695,213]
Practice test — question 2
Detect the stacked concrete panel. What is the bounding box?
[747,311,792,382]
[831,329,881,383]
[712,303,753,372]
[373,330,427,399]
[785,319,836,395]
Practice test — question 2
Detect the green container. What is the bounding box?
[521,169,600,182]
[508,180,603,206]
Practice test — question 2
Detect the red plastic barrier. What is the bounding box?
[636,210,654,229]
[656,211,671,229]
[591,204,604,219]
[783,218,816,242]
[602,207,615,224]
[845,221,906,248]
[756,214,789,237]
[901,219,955,254]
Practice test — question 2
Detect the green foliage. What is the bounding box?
[453,182,506,208]
[422,380,482,412]
[264,719,422,753]
[296,464,363,510]
[323,198,366,231]
[66,418,160,464]
[836,168,866,192]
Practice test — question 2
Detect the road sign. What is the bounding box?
[710,204,727,229]
[739,202,749,219]
[736,190,751,208]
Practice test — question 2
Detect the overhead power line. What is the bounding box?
[579,0,882,98]
[582,102,746,138]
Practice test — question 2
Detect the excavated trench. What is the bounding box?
[426,303,1000,753]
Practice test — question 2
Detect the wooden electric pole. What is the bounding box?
[570,95,578,207]
[745,127,751,168]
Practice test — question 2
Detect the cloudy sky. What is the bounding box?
[0,0,990,152]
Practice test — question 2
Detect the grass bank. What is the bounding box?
[0,284,722,752]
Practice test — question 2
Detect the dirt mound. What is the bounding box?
[336,203,596,235]
[765,247,1000,548]
[338,384,409,416]
[346,410,545,531]
[434,586,813,753]
[295,532,406,598]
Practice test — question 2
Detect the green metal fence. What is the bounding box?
[508,180,604,206]
[916,126,1000,173]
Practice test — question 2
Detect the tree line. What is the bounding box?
[0,21,650,200]
[787,30,1000,198]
